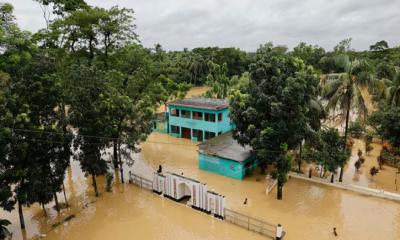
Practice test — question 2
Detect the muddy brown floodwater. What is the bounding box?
[2,87,400,240]
[3,132,400,240]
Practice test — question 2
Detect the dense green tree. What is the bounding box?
[334,38,353,54]
[378,107,400,148]
[68,64,109,196]
[306,128,347,182]
[322,57,375,181]
[291,42,326,69]
[204,61,230,98]
[385,73,400,107]
[230,43,320,199]
[370,40,389,52]
[0,3,72,228]
[35,0,88,15]
[0,219,11,240]
[376,62,396,80]
[192,47,250,77]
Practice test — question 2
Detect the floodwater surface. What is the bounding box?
[3,122,400,240]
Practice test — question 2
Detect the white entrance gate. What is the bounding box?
[152,172,225,219]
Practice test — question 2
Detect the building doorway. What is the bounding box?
[182,127,191,139]
[177,183,192,204]
[192,129,203,141]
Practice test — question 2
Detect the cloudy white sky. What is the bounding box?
[10,0,400,51]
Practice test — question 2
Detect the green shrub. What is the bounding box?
[348,120,364,138]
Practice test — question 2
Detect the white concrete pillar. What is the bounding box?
[276,224,283,240]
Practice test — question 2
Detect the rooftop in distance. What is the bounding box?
[198,132,252,162]
[167,98,229,110]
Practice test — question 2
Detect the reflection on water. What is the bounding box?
[2,129,400,240]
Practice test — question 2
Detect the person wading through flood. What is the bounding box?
[243,198,248,205]
[333,227,338,237]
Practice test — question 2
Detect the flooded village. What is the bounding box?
[2,88,400,240]
[2,1,400,240]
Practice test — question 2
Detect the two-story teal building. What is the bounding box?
[153,97,256,180]
[166,98,234,141]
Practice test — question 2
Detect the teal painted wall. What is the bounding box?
[168,105,234,139]
[152,112,169,133]
[199,153,250,180]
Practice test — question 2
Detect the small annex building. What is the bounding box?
[198,132,256,180]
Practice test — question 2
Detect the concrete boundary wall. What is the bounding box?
[288,172,400,202]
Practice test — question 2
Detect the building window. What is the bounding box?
[181,110,191,118]
[171,125,180,134]
[192,111,203,120]
[204,113,215,122]
[218,113,222,121]
[205,131,216,140]
[171,108,180,117]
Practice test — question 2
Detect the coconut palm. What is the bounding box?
[321,57,375,182]
[0,219,11,240]
[385,73,400,107]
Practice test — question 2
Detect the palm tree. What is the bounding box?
[321,57,375,182]
[386,73,400,107]
[0,219,11,240]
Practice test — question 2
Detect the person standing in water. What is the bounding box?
[333,227,338,237]
[243,198,248,205]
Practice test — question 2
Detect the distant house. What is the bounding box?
[164,98,234,141]
[198,132,256,180]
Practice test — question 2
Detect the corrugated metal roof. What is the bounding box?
[167,98,229,110]
[198,132,252,162]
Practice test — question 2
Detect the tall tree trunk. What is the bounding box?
[339,93,352,182]
[118,143,124,183]
[113,141,119,169]
[18,200,25,229]
[42,203,47,217]
[330,174,335,183]
[54,193,60,213]
[92,174,99,197]
[277,178,283,200]
[62,182,69,207]
[298,143,302,172]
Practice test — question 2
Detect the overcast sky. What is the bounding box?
[10,0,400,51]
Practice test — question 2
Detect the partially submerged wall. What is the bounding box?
[152,172,225,218]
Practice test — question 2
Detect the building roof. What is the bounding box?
[167,98,229,110]
[198,132,252,162]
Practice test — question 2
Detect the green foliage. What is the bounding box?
[377,107,400,147]
[376,62,396,80]
[0,219,11,240]
[370,40,389,52]
[321,57,376,178]
[291,42,326,69]
[230,43,320,199]
[380,148,400,168]
[385,73,400,107]
[35,0,88,15]
[306,128,347,175]
[334,38,353,54]
[204,61,230,99]
[348,120,365,138]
